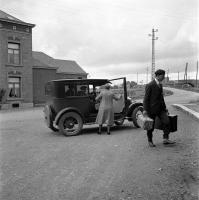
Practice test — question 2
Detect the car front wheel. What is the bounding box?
[132,106,143,128]
[58,112,83,136]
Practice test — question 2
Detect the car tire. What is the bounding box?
[58,112,83,136]
[44,105,58,132]
[115,118,125,126]
[132,106,143,128]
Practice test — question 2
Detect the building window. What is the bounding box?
[8,43,20,64]
[8,77,21,98]
[13,26,16,30]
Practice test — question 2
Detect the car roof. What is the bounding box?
[48,78,110,85]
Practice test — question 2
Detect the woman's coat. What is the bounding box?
[95,89,119,126]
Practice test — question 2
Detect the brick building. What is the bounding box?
[32,51,88,104]
[0,10,87,109]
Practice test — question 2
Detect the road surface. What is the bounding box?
[0,88,198,200]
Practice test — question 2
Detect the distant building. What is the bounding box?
[0,10,87,109]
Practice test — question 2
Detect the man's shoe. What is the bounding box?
[107,132,111,135]
[148,142,156,147]
[163,139,176,145]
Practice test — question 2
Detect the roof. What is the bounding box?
[32,58,57,70]
[33,51,54,67]
[0,10,35,27]
[32,51,87,75]
[54,59,87,74]
[48,79,109,85]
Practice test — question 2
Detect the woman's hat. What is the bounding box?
[104,83,111,89]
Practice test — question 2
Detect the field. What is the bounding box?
[168,85,199,93]
[113,85,173,100]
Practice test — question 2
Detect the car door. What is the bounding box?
[88,84,98,115]
[75,84,90,117]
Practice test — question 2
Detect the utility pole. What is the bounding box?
[196,61,198,87]
[148,28,158,80]
[167,69,169,83]
[178,71,179,83]
[137,72,138,85]
[146,67,149,84]
[184,62,188,84]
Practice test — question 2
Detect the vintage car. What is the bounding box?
[43,77,143,136]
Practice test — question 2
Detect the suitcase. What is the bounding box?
[155,114,177,132]
[137,114,154,130]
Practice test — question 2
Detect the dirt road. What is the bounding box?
[0,89,198,200]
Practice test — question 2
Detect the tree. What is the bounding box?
[130,81,137,88]
[112,85,119,89]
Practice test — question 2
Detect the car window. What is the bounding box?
[95,86,101,96]
[64,84,76,97]
[89,84,94,93]
[76,85,88,96]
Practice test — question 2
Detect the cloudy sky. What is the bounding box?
[1,0,198,82]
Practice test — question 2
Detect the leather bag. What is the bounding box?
[155,114,177,132]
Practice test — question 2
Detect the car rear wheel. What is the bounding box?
[115,118,125,126]
[44,105,58,132]
[132,106,143,128]
[58,112,83,136]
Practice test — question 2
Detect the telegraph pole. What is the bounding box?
[196,61,198,87]
[148,28,158,80]
[146,67,149,84]
[178,71,179,83]
[184,62,188,84]
[167,69,169,83]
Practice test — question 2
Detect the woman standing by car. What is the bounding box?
[95,83,121,135]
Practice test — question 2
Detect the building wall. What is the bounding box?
[0,18,87,109]
[0,21,33,109]
[33,68,57,104]
[33,68,87,104]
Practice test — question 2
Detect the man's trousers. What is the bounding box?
[147,111,170,142]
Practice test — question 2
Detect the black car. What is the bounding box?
[44,77,143,136]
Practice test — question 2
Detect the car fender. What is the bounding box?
[127,102,143,119]
[54,107,83,126]
[43,105,53,127]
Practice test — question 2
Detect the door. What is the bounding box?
[88,84,99,115]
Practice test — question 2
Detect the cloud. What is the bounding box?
[0,0,198,78]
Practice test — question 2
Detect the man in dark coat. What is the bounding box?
[143,69,175,147]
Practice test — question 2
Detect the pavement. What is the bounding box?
[172,104,199,122]
[163,86,199,122]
